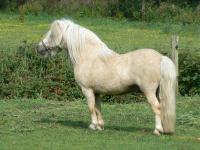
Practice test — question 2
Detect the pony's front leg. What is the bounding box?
[95,95,104,130]
[81,87,98,130]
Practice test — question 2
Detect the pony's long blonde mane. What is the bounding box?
[51,19,116,64]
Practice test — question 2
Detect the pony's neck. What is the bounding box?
[63,20,117,65]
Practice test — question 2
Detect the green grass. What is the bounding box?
[0,12,200,54]
[0,12,200,149]
[0,97,200,150]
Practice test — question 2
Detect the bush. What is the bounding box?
[0,42,145,103]
[41,1,200,24]
[24,1,43,15]
[0,41,81,101]
[194,4,200,23]
[179,51,200,96]
[156,2,181,22]
[1,0,200,23]
[0,42,199,102]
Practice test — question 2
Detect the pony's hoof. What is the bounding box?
[89,123,97,130]
[158,127,164,133]
[153,129,161,136]
[96,125,104,131]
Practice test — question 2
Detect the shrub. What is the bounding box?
[0,42,145,103]
[23,1,43,15]
[0,0,8,9]
[0,42,199,102]
[0,41,81,101]
[179,51,200,96]
[193,4,200,23]
[1,0,200,24]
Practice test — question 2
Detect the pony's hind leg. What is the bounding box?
[95,94,104,130]
[81,87,98,130]
[145,92,163,135]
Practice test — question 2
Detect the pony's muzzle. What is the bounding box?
[36,44,46,55]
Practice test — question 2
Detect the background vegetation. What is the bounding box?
[1,0,200,23]
[0,1,200,149]
[0,97,200,150]
[0,42,199,101]
[0,13,199,101]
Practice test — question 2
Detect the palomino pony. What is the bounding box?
[37,19,176,135]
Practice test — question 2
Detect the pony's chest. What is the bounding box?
[73,64,95,87]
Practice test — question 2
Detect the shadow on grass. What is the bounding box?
[36,118,152,133]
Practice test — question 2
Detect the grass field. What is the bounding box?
[0,12,200,149]
[0,13,200,53]
[0,97,200,150]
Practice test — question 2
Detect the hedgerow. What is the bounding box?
[0,42,199,102]
[179,51,200,96]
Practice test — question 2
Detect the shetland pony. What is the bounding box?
[37,19,176,135]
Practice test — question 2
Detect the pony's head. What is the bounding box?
[37,19,114,64]
[36,20,69,57]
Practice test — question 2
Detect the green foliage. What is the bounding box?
[0,41,146,102]
[23,1,43,16]
[0,41,82,101]
[0,0,9,9]
[155,2,181,21]
[1,0,200,23]
[0,13,199,101]
[0,97,200,149]
[0,41,199,101]
[179,51,200,96]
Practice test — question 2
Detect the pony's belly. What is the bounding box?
[93,84,140,95]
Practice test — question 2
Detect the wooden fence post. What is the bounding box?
[141,0,145,21]
[171,35,179,94]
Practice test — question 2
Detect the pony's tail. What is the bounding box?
[159,56,176,133]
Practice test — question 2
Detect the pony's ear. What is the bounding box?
[50,20,62,44]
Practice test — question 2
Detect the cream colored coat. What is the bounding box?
[37,19,176,135]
